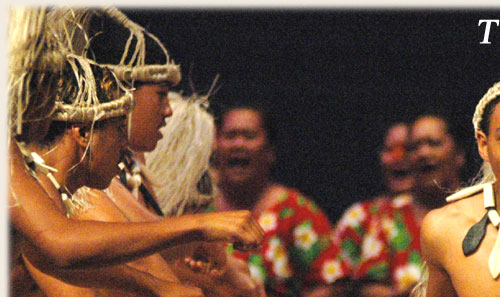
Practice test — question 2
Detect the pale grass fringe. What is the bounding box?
[8,7,63,136]
[410,262,429,297]
[144,92,215,217]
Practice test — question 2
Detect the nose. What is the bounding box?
[231,135,248,147]
[162,95,173,118]
[163,103,173,117]
[413,144,433,162]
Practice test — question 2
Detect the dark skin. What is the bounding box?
[9,128,263,294]
[420,103,500,297]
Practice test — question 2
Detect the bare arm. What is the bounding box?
[10,142,264,269]
[419,209,458,297]
[24,254,204,297]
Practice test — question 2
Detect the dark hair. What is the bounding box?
[409,108,467,153]
[479,96,500,136]
[39,62,121,145]
[215,100,277,147]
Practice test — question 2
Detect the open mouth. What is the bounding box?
[417,164,437,174]
[227,157,250,167]
[391,169,410,178]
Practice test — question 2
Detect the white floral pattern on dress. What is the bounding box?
[340,204,366,228]
[259,211,278,232]
[273,257,292,279]
[361,231,383,260]
[293,222,318,250]
[394,263,422,291]
[321,259,343,283]
[382,217,398,240]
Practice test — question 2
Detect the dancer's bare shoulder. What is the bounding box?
[421,192,484,264]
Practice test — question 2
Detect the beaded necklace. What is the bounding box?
[16,141,84,217]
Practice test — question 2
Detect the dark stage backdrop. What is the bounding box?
[120,8,500,222]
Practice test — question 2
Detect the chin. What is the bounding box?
[131,142,156,153]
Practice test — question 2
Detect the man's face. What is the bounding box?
[87,117,128,189]
[380,123,414,195]
[129,83,172,152]
[408,116,463,194]
[216,108,273,186]
[479,103,500,185]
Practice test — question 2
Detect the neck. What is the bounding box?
[26,137,86,195]
[414,176,462,210]
[493,182,500,211]
[219,178,270,211]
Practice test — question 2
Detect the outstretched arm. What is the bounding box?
[10,142,264,269]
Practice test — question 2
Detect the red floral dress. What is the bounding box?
[228,189,341,296]
[330,194,423,292]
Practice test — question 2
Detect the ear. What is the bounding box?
[476,131,490,163]
[70,124,91,149]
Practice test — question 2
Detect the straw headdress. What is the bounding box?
[48,7,181,86]
[8,7,137,138]
[44,7,181,121]
[8,7,64,137]
[44,7,137,123]
[473,81,500,136]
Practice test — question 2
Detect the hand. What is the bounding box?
[198,210,264,252]
[191,242,228,276]
[223,255,267,297]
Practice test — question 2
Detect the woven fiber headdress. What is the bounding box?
[8,7,65,137]
[473,81,500,136]
[50,55,134,123]
[45,7,135,123]
[144,91,215,216]
[62,7,181,86]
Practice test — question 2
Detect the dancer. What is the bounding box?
[418,82,500,297]
[9,7,263,296]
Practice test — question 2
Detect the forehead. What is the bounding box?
[384,124,409,146]
[410,116,449,140]
[487,102,500,133]
[135,82,169,92]
[221,109,264,131]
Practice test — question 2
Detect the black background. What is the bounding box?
[121,8,500,222]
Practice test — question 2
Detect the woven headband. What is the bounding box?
[473,81,500,136]
[94,7,181,86]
